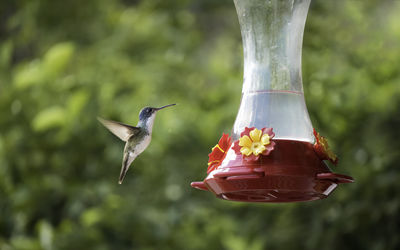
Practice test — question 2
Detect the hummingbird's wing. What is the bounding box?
[97,117,140,142]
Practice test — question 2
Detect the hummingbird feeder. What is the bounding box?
[191,0,353,202]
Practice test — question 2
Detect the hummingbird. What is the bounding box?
[98,104,176,184]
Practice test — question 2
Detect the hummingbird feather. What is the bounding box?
[97,117,140,142]
[119,147,136,184]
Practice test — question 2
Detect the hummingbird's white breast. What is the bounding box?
[134,112,157,155]
[135,134,152,155]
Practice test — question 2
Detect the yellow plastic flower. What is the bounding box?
[238,128,272,156]
[233,127,276,162]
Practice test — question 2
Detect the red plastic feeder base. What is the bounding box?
[191,140,353,203]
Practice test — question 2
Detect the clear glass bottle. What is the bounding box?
[232,0,313,142]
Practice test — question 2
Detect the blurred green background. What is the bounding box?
[0,0,399,249]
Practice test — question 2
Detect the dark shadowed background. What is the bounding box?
[0,0,399,249]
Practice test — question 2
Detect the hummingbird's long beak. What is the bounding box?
[155,103,176,111]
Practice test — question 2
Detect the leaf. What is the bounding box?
[32,106,66,132]
[42,42,75,80]
[14,60,43,89]
[14,42,75,89]
[67,90,89,120]
[37,220,53,250]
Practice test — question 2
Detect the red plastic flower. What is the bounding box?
[313,129,338,165]
[207,133,232,174]
[232,127,275,162]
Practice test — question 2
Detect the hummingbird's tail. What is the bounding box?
[119,151,136,184]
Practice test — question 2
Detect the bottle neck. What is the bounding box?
[234,0,311,93]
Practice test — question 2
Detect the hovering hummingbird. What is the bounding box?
[98,104,176,184]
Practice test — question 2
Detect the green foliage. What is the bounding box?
[0,0,399,249]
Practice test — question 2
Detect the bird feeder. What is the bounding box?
[191,0,353,202]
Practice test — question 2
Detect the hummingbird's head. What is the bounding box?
[138,104,176,121]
